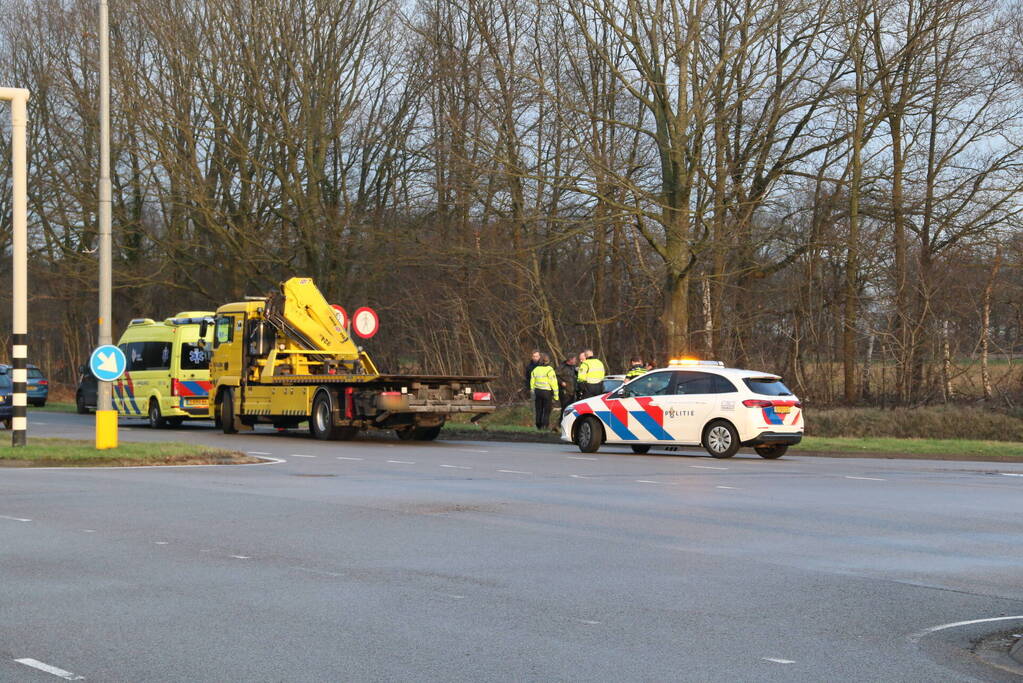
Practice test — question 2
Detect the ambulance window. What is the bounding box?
[137,342,171,371]
[180,342,210,370]
[214,316,234,347]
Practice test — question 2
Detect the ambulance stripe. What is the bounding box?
[124,373,141,414]
[593,410,637,440]
[630,411,674,441]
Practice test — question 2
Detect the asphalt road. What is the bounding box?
[1,412,1022,682]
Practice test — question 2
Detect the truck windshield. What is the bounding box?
[180,342,210,370]
[743,377,793,396]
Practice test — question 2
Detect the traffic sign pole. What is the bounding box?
[90,345,124,449]
[96,0,115,449]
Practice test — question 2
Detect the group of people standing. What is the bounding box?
[524,350,651,431]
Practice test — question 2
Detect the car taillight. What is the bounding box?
[379,391,401,396]
[38,380,48,385]
[472,392,492,401]
[794,401,802,409]
[742,399,773,407]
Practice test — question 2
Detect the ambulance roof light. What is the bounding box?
[128,318,156,326]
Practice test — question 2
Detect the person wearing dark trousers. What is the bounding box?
[529,353,559,431]
[555,355,578,425]
[578,348,606,398]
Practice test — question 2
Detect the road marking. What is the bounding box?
[291,566,344,577]
[567,456,597,461]
[762,657,795,664]
[387,460,416,464]
[230,555,250,560]
[290,454,316,458]
[716,486,737,490]
[1001,473,1023,477]
[845,476,886,481]
[337,456,363,461]
[575,619,601,625]
[690,465,728,470]
[498,469,531,474]
[247,451,271,455]
[909,615,1023,642]
[440,464,471,469]
[0,515,31,522]
[32,421,48,425]
[635,480,661,484]
[153,541,168,545]
[460,449,489,453]
[441,593,466,599]
[82,529,96,533]
[14,658,84,680]
[569,474,594,479]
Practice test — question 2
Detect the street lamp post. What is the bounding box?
[0,87,31,447]
[95,0,116,449]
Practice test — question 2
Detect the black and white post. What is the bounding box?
[1,87,30,447]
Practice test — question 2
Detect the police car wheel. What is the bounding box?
[755,444,787,459]
[631,445,651,454]
[575,417,603,453]
[703,420,739,459]
[148,400,167,429]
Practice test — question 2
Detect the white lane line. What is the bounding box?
[716,486,738,490]
[635,480,661,484]
[230,555,250,560]
[337,456,363,461]
[460,449,489,453]
[82,529,96,533]
[440,464,471,469]
[14,658,85,680]
[247,451,272,455]
[31,421,48,425]
[845,476,886,481]
[153,541,168,545]
[569,474,593,479]
[290,454,316,458]
[387,460,416,465]
[291,566,344,577]
[567,456,597,461]
[441,593,466,599]
[1001,473,1023,477]
[909,615,1023,642]
[575,619,602,625]
[690,465,728,470]
[762,657,795,664]
[497,469,531,474]
[0,515,32,522]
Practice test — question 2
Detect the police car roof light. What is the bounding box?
[668,359,724,367]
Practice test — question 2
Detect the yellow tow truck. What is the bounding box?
[205,277,495,440]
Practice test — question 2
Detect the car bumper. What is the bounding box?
[560,410,578,442]
[744,431,802,446]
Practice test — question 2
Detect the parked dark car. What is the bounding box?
[27,364,48,406]
[76,365,98,414]
[0,371,11,428]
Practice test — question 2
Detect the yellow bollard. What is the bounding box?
[95,409,118,449]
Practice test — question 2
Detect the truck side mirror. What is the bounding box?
[199,318,210,338]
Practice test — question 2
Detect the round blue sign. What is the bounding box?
[89,344,127,382]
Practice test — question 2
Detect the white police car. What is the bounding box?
[560,360,803,459]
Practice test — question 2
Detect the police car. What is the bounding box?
[560,360,803,459]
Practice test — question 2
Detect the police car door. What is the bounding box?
[611,371,676,443]
[665,371,718,444]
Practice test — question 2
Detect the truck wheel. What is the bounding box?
[76,393,88,414]
[574,416,603,453]
[703,420,740,459]
[755,444,788,459]
[413,425,442,441]
[309,391,336,440]
[220,389,238,434]
[148,399,167,429]
[395,428,415,440]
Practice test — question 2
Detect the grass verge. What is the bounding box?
[29,402,78,413]
[0,438,258,467]
[794,436,1023,460]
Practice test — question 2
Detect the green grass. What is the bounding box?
[0,438,254,467]
[795,436,1023,458]
[29,401,77,413]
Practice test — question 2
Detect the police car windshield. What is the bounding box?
[743,377,793,396]
[180,343,210,370]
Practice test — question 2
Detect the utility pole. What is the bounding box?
[0,87,31,447]
[96,0,117,449]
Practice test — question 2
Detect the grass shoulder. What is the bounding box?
[30,401,78,413]
[0,438,257,467]
[794,436,1023,460]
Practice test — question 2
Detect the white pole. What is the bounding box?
[0,87,30,447]
[95,0,117,448]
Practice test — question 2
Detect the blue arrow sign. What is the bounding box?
[89,344,127,382]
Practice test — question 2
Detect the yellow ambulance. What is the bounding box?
[113,312,215,427]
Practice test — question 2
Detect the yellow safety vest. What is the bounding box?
[530,364,559,399]
[625,365,647,379]
[580,358,605,383]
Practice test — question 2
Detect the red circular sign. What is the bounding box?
[330,304,348,329]
[352,306,379,339]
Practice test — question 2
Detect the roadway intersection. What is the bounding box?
[2,412,1022,681]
